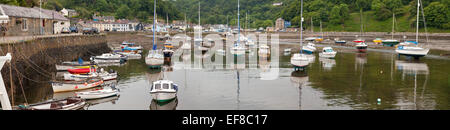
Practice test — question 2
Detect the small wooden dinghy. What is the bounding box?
[17,97,86,110]
[76,88,120,100]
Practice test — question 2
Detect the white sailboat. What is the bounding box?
[395,0,429,59]
[145,0,164,68]
[291,0,312,70]
[230,0,247,56]
[354,8,368,53]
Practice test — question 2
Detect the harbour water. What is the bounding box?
[10,45,450,110]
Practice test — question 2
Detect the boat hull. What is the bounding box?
[146,58,164,68]
[20,97,87,110]
[335,41,346,45]
[68,68,96,74]
[76,90,120,100]
[396,49,429,58]
[382,41,400,47]
[356,46,368,53]
[52,80,104,93]
[163,51,174,58]
[150,92,177,102]
[319,52,337,59]
[302,49,314,54]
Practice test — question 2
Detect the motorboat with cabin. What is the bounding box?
[150,80,178,102]
[319,47,337,59]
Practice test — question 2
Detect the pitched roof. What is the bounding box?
[35,7,69,21]
[0,4,52,19]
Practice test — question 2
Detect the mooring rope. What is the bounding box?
[13,45,53,78]
[14,62,28,105]
[11,63,51,83]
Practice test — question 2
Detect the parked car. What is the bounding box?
[82,27,99,35]
[69,26,78,33]
[61,27,70,34]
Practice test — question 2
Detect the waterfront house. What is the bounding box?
[275,18,285,31]
[91,19,139,32]
[60,8,78,18]
[93,14,115,22]
[37,7,70,34]
[0,4,55,36]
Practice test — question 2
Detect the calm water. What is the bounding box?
[12,46,450,110]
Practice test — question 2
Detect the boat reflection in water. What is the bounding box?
[85,95,120,110]
[319,57,336,71]
[291,70,309,110]
[355,53,367,65]
[149,98,178,110]
[395,60,429,76]
[394,60,430,110]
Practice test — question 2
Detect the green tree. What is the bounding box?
[116,5,131,19]
[372,0,392,20]
[0,0,19,5]
[424,2,449,28]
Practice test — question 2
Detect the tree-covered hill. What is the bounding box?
[0,0,183,23]
[170,0,449,32]
[1,0,448,32]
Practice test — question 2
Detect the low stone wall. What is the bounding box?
[0,35,110,102]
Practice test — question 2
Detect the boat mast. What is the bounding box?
[246,11,248,35]
[153,0,156,51]
[198,1,201,26]
[392,12,395,40]
[238,0,240,45]
[320,21,323,38]
[360,8,363,38]
[416,0,420,43]
[300,0,303,53]
[311,17,313,33]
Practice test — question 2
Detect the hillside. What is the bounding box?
[171,0,449,32]
[1,0,448,32]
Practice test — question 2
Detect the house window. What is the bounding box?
[22,18,28,31]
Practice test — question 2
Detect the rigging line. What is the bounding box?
[35,40,58,63]
[419,0,429,44]
[14,61,28,105]
[15,45,53,77]
[12,64,51,83]
[13,46,52,78]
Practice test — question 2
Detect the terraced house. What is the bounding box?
[0,4,69,36]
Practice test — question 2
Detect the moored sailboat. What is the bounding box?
[291,0,312,70]
[145,0,164,69]
[395,0,429,59]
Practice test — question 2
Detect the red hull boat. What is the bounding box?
[68,68,96,74]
